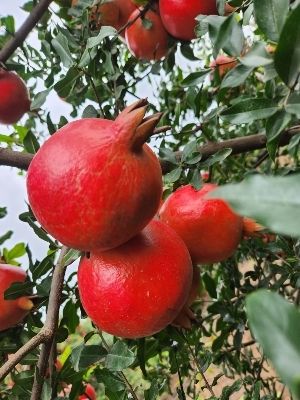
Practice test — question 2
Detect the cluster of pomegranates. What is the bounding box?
[0,96,264,339]
[71,0,236,62]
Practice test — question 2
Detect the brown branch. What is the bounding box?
[0,246,68,384]
[0,0,53,63]
[1,126,299,173]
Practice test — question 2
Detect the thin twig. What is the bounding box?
[1,126,300,173]
[0,0,54,63]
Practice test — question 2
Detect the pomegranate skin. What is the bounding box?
[125,9,169,61]
[27,101,163,251]
[78,220,193,338]
[0,69,31,125]
[210,55,237,78]
[115,0,137,33]
[159,184,243,264]
[0,264,32,331]
[159,0,217,41]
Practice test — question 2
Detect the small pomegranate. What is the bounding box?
[159,183,243,264]
[0,264,33,331]
[210,55,237,78]
[242,217,264,238]
[0,69,31,125]
[27,100,163,251]
[125,8,169,61]
[159,0,217,41]
[78,220,193,338]
[224,3,236,15]
[78,383,96,400]
[172,266,200,329]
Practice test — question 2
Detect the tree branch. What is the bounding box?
[0,246,68,384]
[1,126,299,173]
[0,0,54,63]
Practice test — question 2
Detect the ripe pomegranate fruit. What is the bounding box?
[210,55,237,78]
[78,220,193,338]
[159,0,217,41]
[159,183,243,264]
[115,0,137,29]
[172,266,200,329]
[27,99,163,251]
[0,69,31,125]
[0,264,33,331]
[125,8,169,61]
[224,3,236,15]
[78,383,96,400]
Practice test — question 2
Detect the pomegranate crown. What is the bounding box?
[115,99,163,151]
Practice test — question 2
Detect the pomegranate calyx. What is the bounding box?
[132,111,163,151]
[17,297,34,311]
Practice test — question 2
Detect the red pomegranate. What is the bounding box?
[125,8,169,61]
[78,220,193,338]
[159,0,217,41]
[115,0,137,32]
[78,383,96,400]
[0,264,33,331]
[210,55,237,78]
[159,183,243,264]
[71,0,120,29]
[0,69,31,125]
[27,99,163,251]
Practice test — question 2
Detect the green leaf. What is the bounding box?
[274,5,300,87]
[181,70,210,87]
[63,248,81,266]
[23,130,40,154]
[7,243,26,260]
[51,32,74,68]
[265,109,291,142]
[253,0,289,42]
[164,167,182,184]
[105,341,135,372]
[0,230,13,245]
[145,380,160,400]
[200,148,232,168]
[86,26,117,49]
[202,272,217,299]
[211,174,300,237]
[213,14,244,57]
[4,281,33,300]
[220,98,278,124]
[239,42,273,67]
[246,290,300,398]
[30,89,50,110]
[220,64,254,89]
[286,92,300,117]
[0,207,7,219]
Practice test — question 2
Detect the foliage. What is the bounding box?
[1,0,300,399]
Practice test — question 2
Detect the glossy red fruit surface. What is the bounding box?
[159,0,217,41]
[0,69,31,125]
[159,184,243,264]
[0,264,33,331]
[125,9,169,61]
[27,100,163,251]
[78,383,96,400]
[78,220,193,338]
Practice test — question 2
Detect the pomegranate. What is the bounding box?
[125,8,169,61]
[78,220,193,338]
[0,69,31,125]
[78,383,96,400]
[27,100,163,251]
[242,217,264,238]
[115,0,137,30]
[0,264,33,331]
[224,3,236,15]
[159,0,217,41]
[210,55,237,78]
[159,184,243,264]
[172,266,200,329]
